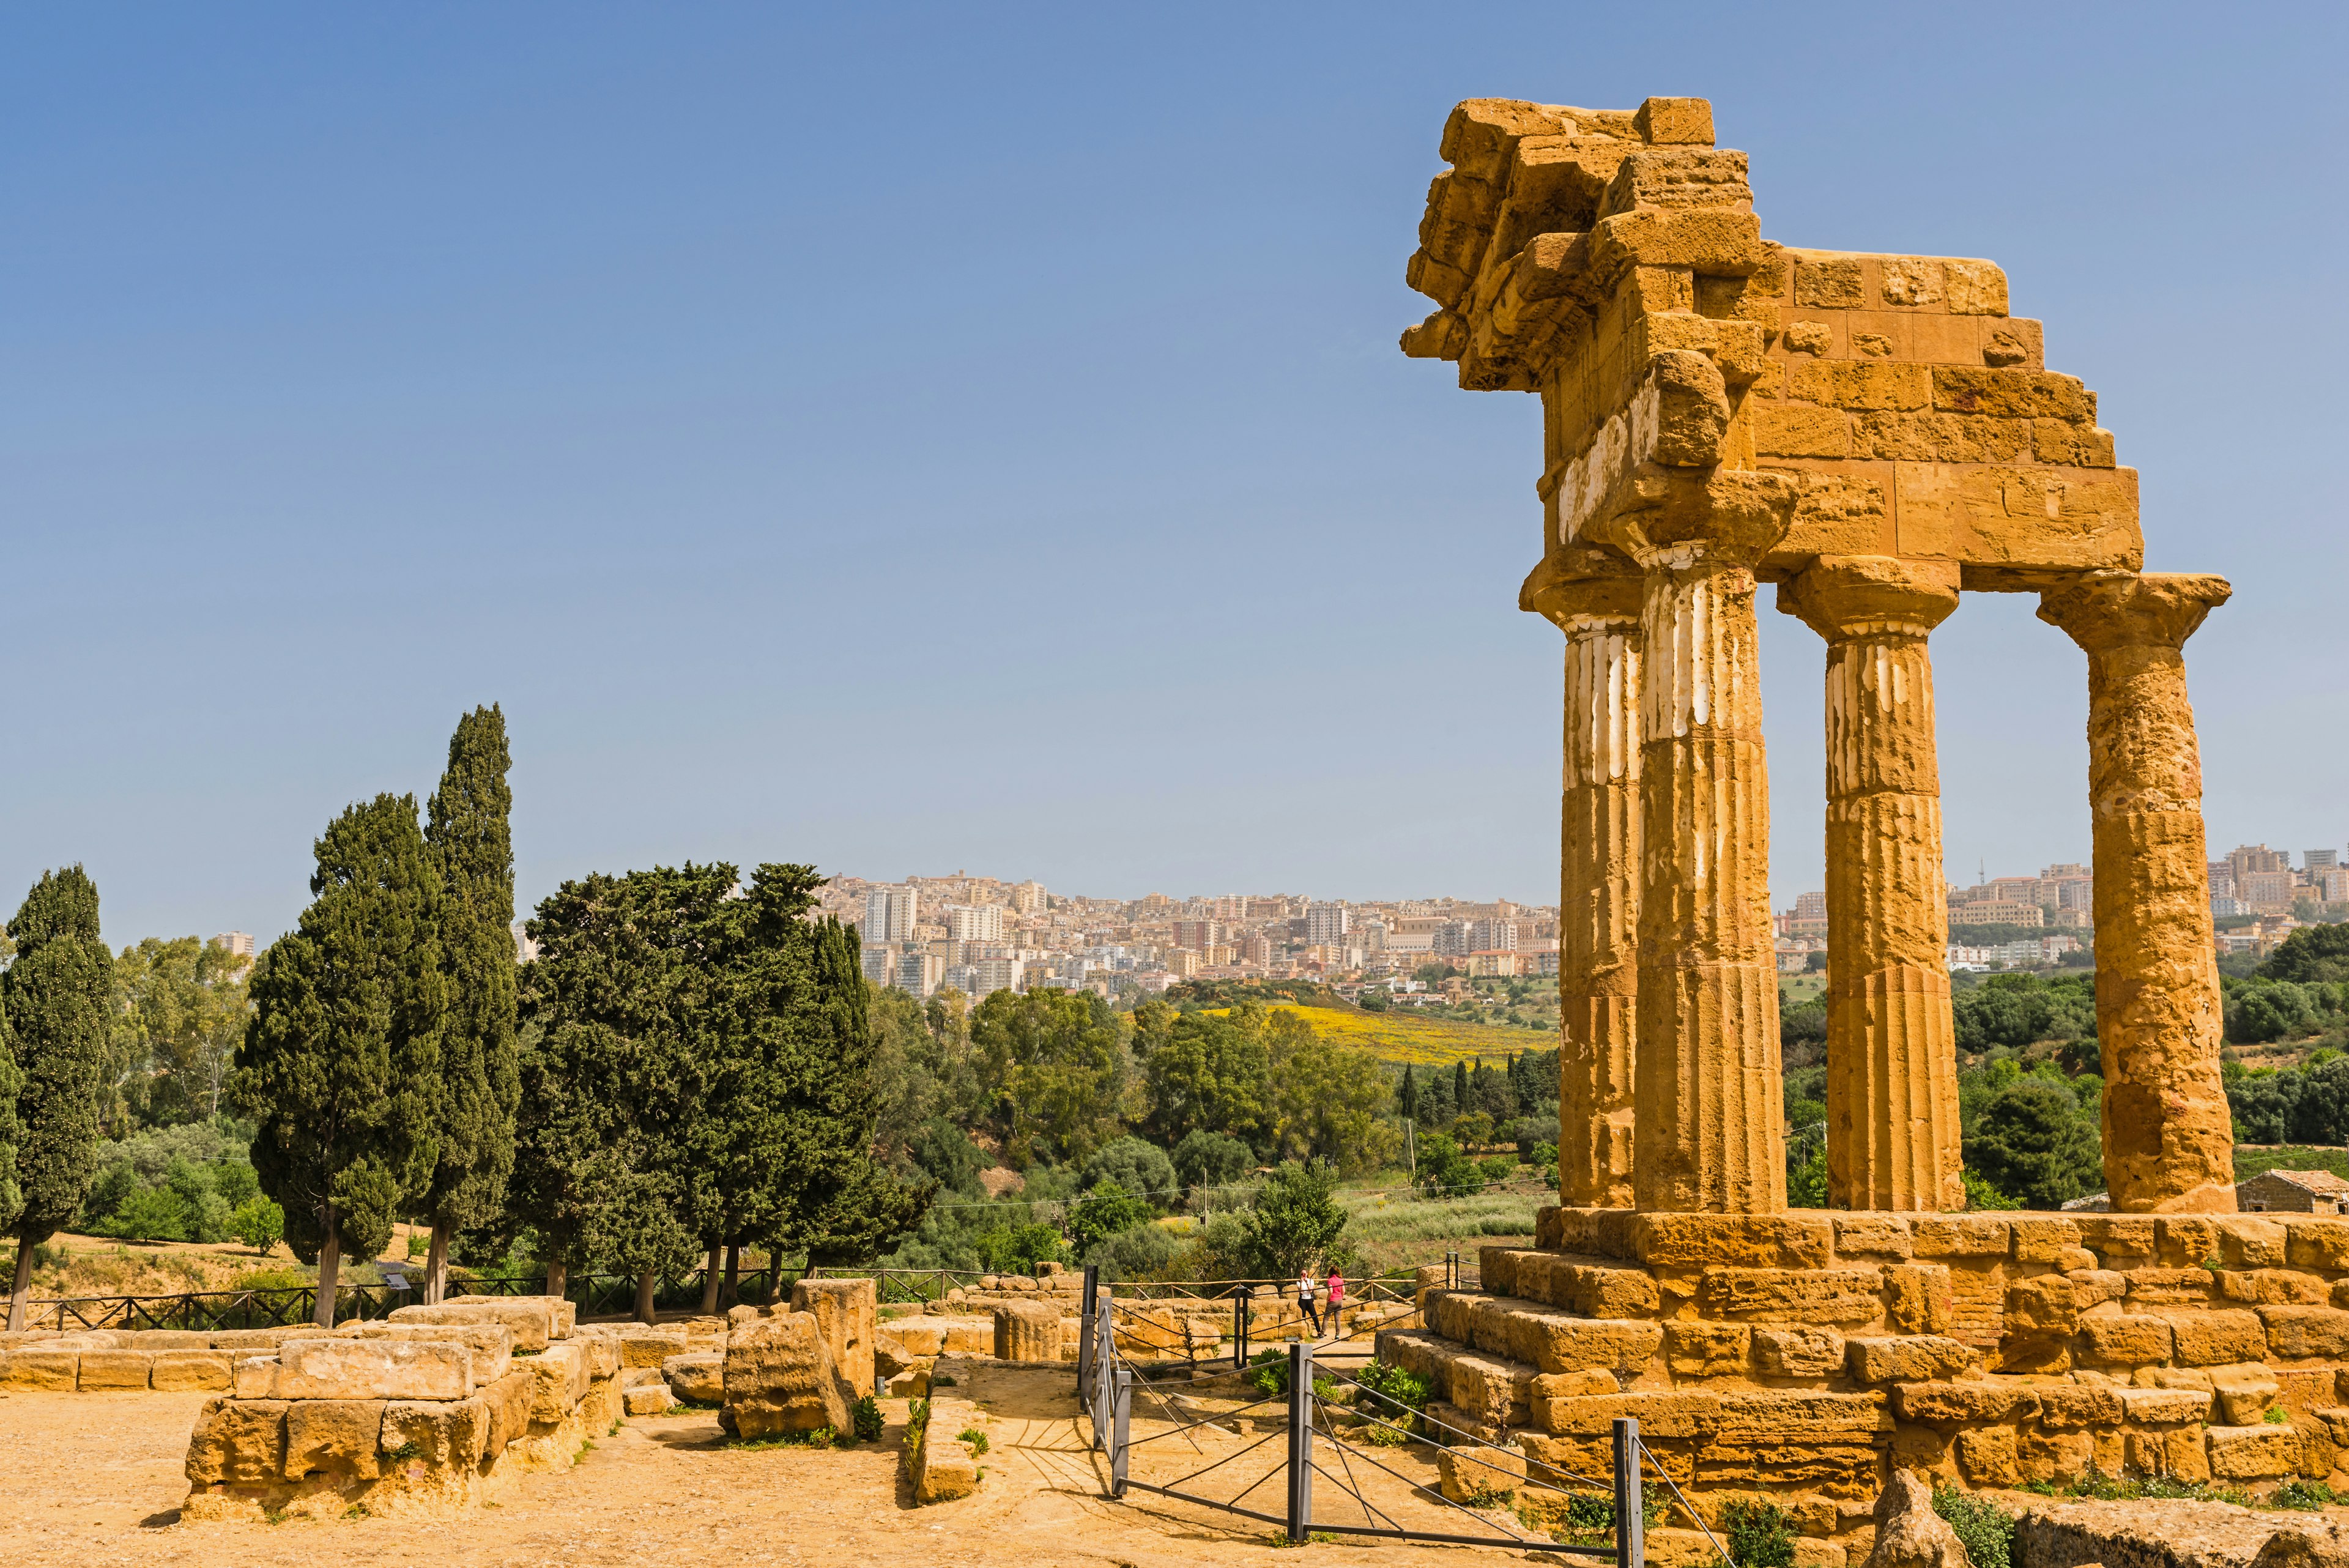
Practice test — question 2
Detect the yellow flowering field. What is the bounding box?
[1206,1003,1546,1066]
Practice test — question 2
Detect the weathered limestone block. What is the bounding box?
[2217,1271,2328,1307]
[993,1301,1061,1363]
[445,1292,574,1337]
[2038,573,2235,1215]
[1479,1247,1534,1296]
[478,1367,535,1459]
[2167,1310,2266,1367]
[910,1395,982,1503]
[1911,1216,2011,1258]
[353,1321,513,1384]
[1543,1261,1663,1318]
[1439,1441,1529,1503]
[2125,1268,2216,1307]
[1508,1313,1663,1375]
[387,1299,554,1353]
[1844,1337,1977,1385]
[284,1399,386,1480]
[77,1350,155,1390]
[2260,1306,2349,1361]
[272,1338,472,1402]
[1754,1326,1846,1377]
[380,1397,488,1473]
[234,1356,280,1397]
[2011,1218,2085,1263]
[1895,1380,2038,1427]
[723,1312,847,1438]
[792,1277,877,1395]
[1447,1348,1535,1427]
[1955,1427,2017,1487]
[1836,1216,1916,1259]
[0,1350,79,1390]
[2077,1314,2175,1367]
[1883,1264,1954,1335]
[2036,1384,2125,1427]
[624,1381,678,1416]
[1704,1266,1883,1323]
[1779,557,1963,1213]
[2017,1429,2095,1487]
[2213,1217,2290,1268]
[1862,1470,1970,1568]
[2206,1423,2303,1479]
[615,1326,690,1369]
[663,1352,724,1405]
[1715,1391,1891,1443]
[184,1397,288,1485]
[1544,573,1644,1209]
[2006,1276,2082,1335]
[2075,1215,2158,1262]
[152,1350,235,1392]
[525,1343,590,1423]
[1665,1321,1753,1378]
[1538,1389,1723,1439]
[2211,1375,2280,1427]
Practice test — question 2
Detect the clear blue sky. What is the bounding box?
[6,4,2344,944]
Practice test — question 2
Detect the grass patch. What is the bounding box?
[957,1426,989,1455]
[2271,1479,2337,1510]
[2233,1145,2349,1183]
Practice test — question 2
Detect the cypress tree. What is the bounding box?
[513,866,729,1319]
[1398,1063,1419,1122]
[242,796,447,1326]
[1453,1059,1469,1118]
[3,869,111,1331]
[419,706,521,1302]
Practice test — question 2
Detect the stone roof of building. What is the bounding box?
[2247,1169,2349,1194]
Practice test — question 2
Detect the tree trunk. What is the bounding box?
[634,1268,657,1325]
[699,1246,721,1317]
[7,1234,34,1332]
[722,1243,741,1309]
[543,1254,566,1301]
[314,1206,342,1328]
[425,1222,451,1304]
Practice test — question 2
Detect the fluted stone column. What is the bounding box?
[1631,549,1786,1214]
[2039,572,2236,1214]
[1781,557,1964,1213]
[1544,576,1642,1209]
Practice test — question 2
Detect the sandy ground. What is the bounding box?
[0,1364,1559,1568]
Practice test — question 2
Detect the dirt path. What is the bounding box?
[0,1370,1548,1568]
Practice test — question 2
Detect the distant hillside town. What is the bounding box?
[1772,842,2345,976]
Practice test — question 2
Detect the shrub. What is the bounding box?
[229,1195,286,1255]
[1353,1360,1430,1436]
[2271,1479,2336,1510]
[902,1397,930,1468]
[95,1186,191,1242]
[1412,1134,1486,1198]
[1722,1499,1795,1568]
[1245,1348,1290,1395]
[1931,1485,2013,1568]
[1080,1137,1178,1206]
[957,1426,990,1455]
[852,1395,883,1443]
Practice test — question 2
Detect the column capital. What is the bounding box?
[2037,571,2231,654]
[1532,572,1644,632]
[1777,556,1960,642]
[1584,469,1800,573]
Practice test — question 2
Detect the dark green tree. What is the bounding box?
[514,865,733,1319]
[1141,1011,1267,1147]
[1452,1059,1469,1117]
[1397,1063,1419,1121]
[1171,1129,1252,1204]
[241,797,447,1325]
[1080,1135,1176,1205]
[1961,1078,2101,1209]
[3,869,111,1330]
[418,705,521,1302]
[2260,923,2349,984]
[1239,1159,1352,1278]
[755,897,931,1267]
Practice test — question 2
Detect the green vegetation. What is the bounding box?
[1721,1499,1796,1568]
[851,1395,883,1442]
[6,868,118,1328]
[1931,1485,2012,1568]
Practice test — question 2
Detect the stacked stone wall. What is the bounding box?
[1376,1209,2349,1558]
[173,1296,617,1520]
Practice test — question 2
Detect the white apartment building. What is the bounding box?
[861,945,897,985]
[1305,901,1351,945]
[946,904,1006,943]
[1011,880,1048,913]
[896,950,946,998]
[1469,918,1518,951]
[863,885,918,943]
[212,931,256,957]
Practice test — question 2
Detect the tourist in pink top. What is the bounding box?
[1324,1268,1346,1339]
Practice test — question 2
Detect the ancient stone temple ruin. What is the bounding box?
[1376,96,2349,1531]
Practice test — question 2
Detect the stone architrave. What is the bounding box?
[2038,571,2236,1214]
[1540,573,1644,1208]
[1612,489,1794,1215]
[1780,557,1964,1212]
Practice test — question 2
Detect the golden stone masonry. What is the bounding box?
[1404,95,2229,1219]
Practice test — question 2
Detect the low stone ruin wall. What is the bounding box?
[1373,1208,2349,1564]
[179,1295,619,1520]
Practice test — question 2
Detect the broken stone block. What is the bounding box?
[525,1342,589,1423]
[1438,1441,1527,1503]
[1860,1470,1969,1568]
[2170,1310,2268,1367]
[1702,1267,1883,1324]
[2260,1306,2349,1360]
[387,1299,554,1353]
[1844,1336,1977,1385]
[1882,1265,1953,1335]
[1664,1321,1751,1378]
[284,1399,386,1480]
[992,1301,1061,1363]
[662,1352,723,1405]
[351,1321,514,1384]
[2206,1423,2303,1480]
[1754,1327,1845,1378]
[911,1395,981,1503]
[722,1311,848,1438]
[1954,1426,2017,1487]
[380,1397,488,1473]
[232,1356,280,1398]
[616,1327,690,1369]
[623,1381,677,1416]
[0,1350,78,1391]
[478,1367,534,1458]
[1512,1315,1663,1376]
[2076,1314,2174,1367]
[184,1397,288,1485]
